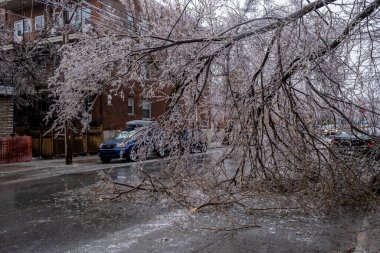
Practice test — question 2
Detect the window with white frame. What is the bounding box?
[70,8,91,32]
[35,15,44,31]
[53,11,63,25]
[23,18,32,33]
[128,97,134,115]
[69,9,80,30]
[107,94,112,106]
[127,15,133,30]
[141,62,151,79]
[51,11,63,35]
[81,7,92,32]
[82,8,91,23]
[142,99,151,119]
[14,20,23,37]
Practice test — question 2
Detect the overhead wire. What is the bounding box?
[33,0,134,33]
[94,0,150,29]
[37,0,148,33]
[38,0,143,23]
[4,0,157,58]
[3,0,125,64]
[83,0,142,32]
[82,0,151,33]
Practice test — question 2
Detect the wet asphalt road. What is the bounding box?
[0,154,379,253]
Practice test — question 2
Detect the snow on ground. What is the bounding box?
[69,209,192,253]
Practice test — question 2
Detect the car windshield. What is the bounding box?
[113,130,137,140]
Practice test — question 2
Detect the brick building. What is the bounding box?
[0,86,14,136]
[0,0,168,155]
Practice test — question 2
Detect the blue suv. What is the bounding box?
[98,120,161,163]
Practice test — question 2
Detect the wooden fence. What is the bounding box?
[15,127,103,158]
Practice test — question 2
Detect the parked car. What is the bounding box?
[98,123,208,163]
[330,130,380,159]
[98,120,160,163]
[320,124,340,137]
[179,129,208,153]
[141,128,208,156]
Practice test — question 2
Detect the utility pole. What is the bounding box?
[63,8,73,165]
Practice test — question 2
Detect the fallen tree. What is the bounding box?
[46,0,380,212]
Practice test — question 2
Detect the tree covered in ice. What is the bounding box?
[46,0,380,211]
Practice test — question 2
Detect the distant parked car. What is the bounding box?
[320,124,340,137]
[98,120,161,163]
[330,130,380,159]
[147,128,208,155]
[98,122,209,163]
[180,129,208,153]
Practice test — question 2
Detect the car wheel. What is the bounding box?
[127,148,138,162]
[100,157,111,163]
[200,143,207,153]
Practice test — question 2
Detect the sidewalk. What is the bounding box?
[0,154,101,174]
[0,155,106,185]
[0,141,224,181]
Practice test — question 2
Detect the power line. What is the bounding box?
[95,0,149,28]
[38,0,148,31]
[82,0,150,33]
[4,0,153,51]
[34,0,134,33]
[83,1,142,31]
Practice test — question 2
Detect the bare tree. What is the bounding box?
[44,0,380,212]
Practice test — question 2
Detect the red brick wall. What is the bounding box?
[2,1,169,132]
[92,89,168,131]
[5,4,46,43]
[3,0,103,43]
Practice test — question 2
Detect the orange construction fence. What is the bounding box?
[0,136,32,164]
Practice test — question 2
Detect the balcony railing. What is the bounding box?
[1,22,91,50]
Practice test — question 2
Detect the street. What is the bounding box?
[2,0,380,252]
[0,153,379,253]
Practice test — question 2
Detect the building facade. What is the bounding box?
[0,0,168,155]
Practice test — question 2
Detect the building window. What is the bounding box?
[23,18,32,33]
[142,99,151,119]
[127,14,133,30]
[14,20,23,36]
[69,10,80,30]
[82,8,91,23]
[128,97,134,115]
[107,94,112,106]
[70,7,91,32]
[82,7,92,32]
[53,11,63,26]
[35,15,44,31]
[51,11,63,35]
[142,62,151,79]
